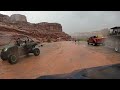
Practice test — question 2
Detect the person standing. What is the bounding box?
[75,39,77,44]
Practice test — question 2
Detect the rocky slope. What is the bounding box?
[0,13,71,45]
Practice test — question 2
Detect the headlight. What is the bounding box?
[4,48,8,52]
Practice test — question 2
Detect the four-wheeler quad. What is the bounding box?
[0,36,40,64]
[87,36,106,46]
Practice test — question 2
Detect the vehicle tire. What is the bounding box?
[93,43,97,46]
[33,48,40,56]
[8,55,18,64]
[88,42,90,45]
[114,41,120,53]
[115,47,119,52]
[1,55,7,61]
[114,47,120,53]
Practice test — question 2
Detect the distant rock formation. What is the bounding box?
[0,13,71,45]
[0,14,10,22]
[71,28,110,39]
[10,14,27,22]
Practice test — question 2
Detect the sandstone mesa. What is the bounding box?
[0,13,71,45]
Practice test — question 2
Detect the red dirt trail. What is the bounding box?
[0,41,120,79]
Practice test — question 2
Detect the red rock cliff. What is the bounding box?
[0,13,71,44]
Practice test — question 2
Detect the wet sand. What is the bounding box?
[0,41,120,79]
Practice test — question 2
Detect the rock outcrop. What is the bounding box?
[0,13,71,45]
[0,14,10,22]
[10,14,27,22]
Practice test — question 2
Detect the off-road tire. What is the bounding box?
[33,48,40,56]
[114,41,120,53]
[88,42,90,45]
[93,43,97,46]
[114,47,120,53]
[8,55,18,64]
[1,55,7,61]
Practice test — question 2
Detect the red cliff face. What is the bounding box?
[0,13,71,45]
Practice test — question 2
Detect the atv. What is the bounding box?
[0,36,40,64]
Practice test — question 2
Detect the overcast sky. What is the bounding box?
[0,11,120,34]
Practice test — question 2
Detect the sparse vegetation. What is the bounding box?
[77,38,87,41]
